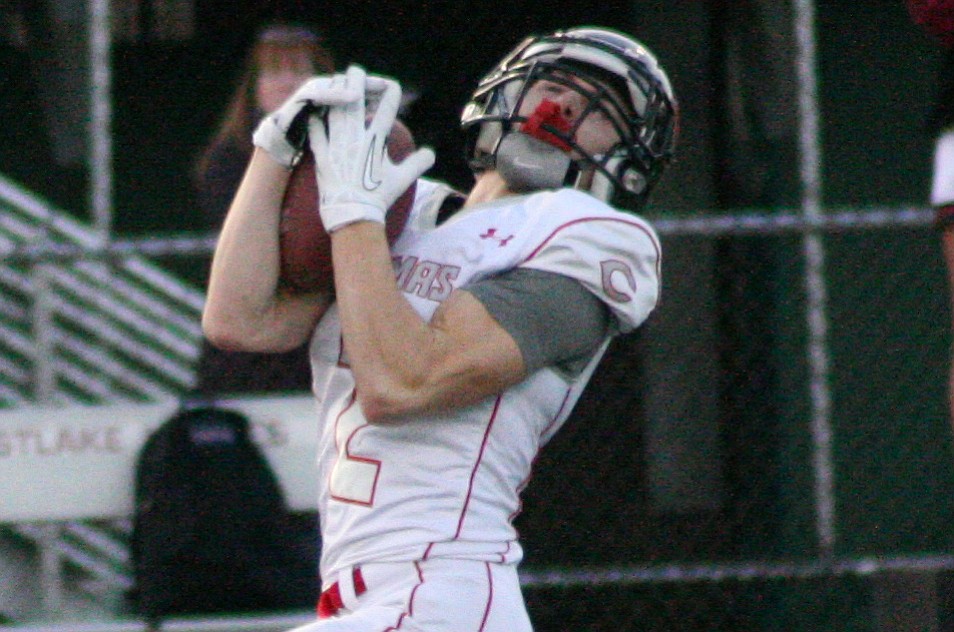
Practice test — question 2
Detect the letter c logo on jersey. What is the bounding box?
[601,259,636,303]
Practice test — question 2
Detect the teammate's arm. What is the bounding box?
[203,148,331,353]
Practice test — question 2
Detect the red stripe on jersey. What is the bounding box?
[336,334,348,368]
[383,561,426,631]
[477,562,495,631]
[510,386,574,524]
[453,394,503,538]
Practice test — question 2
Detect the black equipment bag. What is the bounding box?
[129,405,318,621]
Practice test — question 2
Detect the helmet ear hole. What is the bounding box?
[621,167,647,195]
[606,155,646,195]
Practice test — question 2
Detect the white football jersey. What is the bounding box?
[308,178,662,585]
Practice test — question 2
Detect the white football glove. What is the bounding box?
[308,65,435,233]
[251,73,365,168]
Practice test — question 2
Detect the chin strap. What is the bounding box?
[494,99,574,192]
[495,131,571,192]
[493,100,648,207]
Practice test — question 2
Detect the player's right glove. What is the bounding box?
[251,74,365,169]
[308,65,435,233]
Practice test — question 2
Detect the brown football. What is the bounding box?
[278,120,417,294]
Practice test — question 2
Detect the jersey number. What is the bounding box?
[329,394,380,506]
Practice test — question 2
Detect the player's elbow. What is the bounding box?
[355,370,512,424]
[202,311,249,351]
[354,370,452,424]
[202,309,272,352]
[356,384,419,424]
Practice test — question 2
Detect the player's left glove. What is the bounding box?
[308,65,435,233]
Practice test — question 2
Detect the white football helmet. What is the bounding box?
[461,27,678,210]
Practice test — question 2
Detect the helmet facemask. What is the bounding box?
[461,28,678,211]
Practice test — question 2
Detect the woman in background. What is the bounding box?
[193,22,335,396]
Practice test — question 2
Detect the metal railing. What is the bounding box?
[0,174,206,619]
[0,173,204,407]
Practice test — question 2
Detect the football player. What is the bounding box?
[204,26,677,631]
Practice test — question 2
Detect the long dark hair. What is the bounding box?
[193,23,335,181]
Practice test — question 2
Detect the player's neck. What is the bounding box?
[465,170,515,208]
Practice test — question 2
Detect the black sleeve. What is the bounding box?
[463,267,612,375]
[196,140,250,231]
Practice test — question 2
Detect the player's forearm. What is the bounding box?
[328,225,461,418]
[204,149,327,351]
[330,222,526,420]
[329,222,438,415]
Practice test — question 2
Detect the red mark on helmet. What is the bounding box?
[520,100,572,152]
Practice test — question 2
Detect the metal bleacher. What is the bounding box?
[0,174,205,406]
[0,173,205,621]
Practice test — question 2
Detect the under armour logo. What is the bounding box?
[479,228,514,247]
